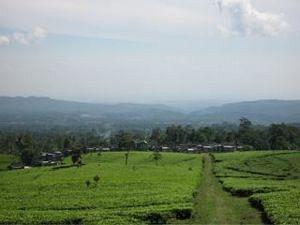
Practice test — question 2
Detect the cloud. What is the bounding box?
[0,27,46,46]
[216,0,289,37]
[0,0,215,41]
[32,26,46,38]
[0,0,296,41]
[0,36,10,45]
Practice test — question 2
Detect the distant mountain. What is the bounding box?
[0,97,300,128]
[190,100,300,124]
[0,96,176,115]
[162,99,226,113]
[0,96,184,127]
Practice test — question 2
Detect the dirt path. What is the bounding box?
[189,153,264,224]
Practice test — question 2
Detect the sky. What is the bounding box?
[0,0,299,104]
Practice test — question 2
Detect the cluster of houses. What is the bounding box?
[80,142,243,153]
[9,151,65,169]
[159,144,243,153]
[73,141,243,154]
[34,151,64,166]
[9,142,243,169]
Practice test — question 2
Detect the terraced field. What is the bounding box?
[213,151,300,225]
[0,152,202,224]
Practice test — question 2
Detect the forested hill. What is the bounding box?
[0,96,184,126]
[0,96,178,116]
[0,97,300,127]
[190,100,300,124]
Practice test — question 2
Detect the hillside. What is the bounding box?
[190,100,300,124]
[0,97,300,127]
[0,152,202,224]
[0,96,184,127]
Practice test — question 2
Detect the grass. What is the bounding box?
[0,152,202,224]
[189,154,263,225]
[0,154,18,171]
[213,150,300,225]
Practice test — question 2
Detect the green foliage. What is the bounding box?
[213,151,300,224]
[124,151,129,166]
[0,152,202,224]
[93,175,100,185]
[15,134,39,166]
[1,119,300,155]
[71,147,82,165]
[269,124,300,150]
[85,180,91,188]
[250,190,300,225]
[152,151,162,165]
[20,148,36,166]
[112,131,135,150]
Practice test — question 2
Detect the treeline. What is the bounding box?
[0,118,300,156]
[110,118,300,150]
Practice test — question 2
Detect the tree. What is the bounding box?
[202,127,215,143]
[185,125,196,143]
[239,117,252,131]
[195,129,207,143]
[166,125,177,145]
[71,146,82,166]
[215,131,226,143]
[124,151,129,166]
[93,175,100,186]
[238,117,256,147]
[268,124,298,150]
[152,151,162,165]
[115,131,134,150]
[85,180,91,187]
[150,128,162,148]
[63,137,71,149]
[20,148,36,166]
[15,134,38,166]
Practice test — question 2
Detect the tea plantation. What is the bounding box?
[213,151,300,225]
[0,152,202,224]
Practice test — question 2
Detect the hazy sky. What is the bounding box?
[0,0,299,103]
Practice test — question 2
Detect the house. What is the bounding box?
[134,140,149,150]
[237,145,244,150]
[223,145,236,151]
[160,146,170,151]
[54,151,63,158]
[187,148,196,153]
[202,145,214,151]
[35,152,64,166]
[86,147,95,153]
[196,145,203,150]
[63,149,73,157]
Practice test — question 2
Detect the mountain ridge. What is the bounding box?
[0,96,299,125]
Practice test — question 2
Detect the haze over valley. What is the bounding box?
[1,96,300,129]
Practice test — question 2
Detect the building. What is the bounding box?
[134,140,149,150]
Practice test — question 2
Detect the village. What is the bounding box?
[8,142,243,170]
[7,141,243,170]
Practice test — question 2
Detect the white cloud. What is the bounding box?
[32,27,47,39]
[0,27,46,46]
[12,32,30,45]
[0,0,297,41]
[0,0,215,41]
[216,0,289,37]
[0,36,10,45]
